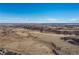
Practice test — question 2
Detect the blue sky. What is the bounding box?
[0,3,79,23]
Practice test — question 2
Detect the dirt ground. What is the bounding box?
[0,27,79,55]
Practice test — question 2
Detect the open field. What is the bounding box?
[0,24,79,55]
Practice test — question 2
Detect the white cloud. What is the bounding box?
[0,16,79,23]
[39,18,79,23]
[45,18,65,23]
[67,19,79,23]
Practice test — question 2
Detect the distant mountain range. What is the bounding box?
[0,23,79,26]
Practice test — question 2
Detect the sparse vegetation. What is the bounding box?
[0,24,79,55]
[61,36,79,45]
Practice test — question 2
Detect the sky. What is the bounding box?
[0,3,79,23]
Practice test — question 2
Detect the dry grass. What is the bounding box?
[0,27,79,55]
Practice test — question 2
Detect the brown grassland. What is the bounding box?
[0,26,79,55]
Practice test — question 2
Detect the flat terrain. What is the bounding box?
[0,27,79,55]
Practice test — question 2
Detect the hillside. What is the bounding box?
[0,27,79,55]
